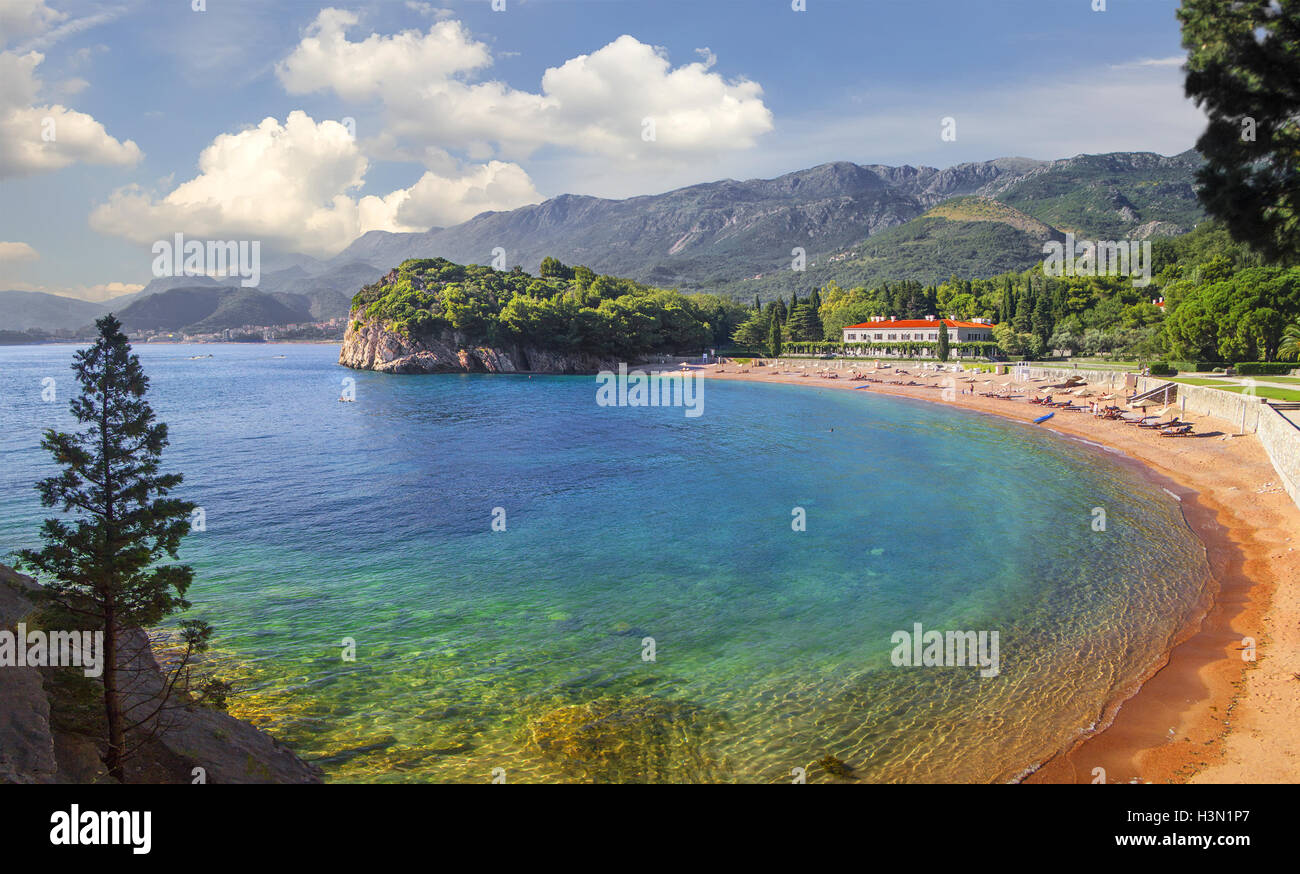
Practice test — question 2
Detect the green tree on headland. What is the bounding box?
[16,315,215,782]
[360,257,746,360]
[768,313,783,358]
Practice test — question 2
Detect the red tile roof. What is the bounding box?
[844,319,994,330]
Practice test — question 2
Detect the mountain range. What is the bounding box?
[1,149,1205,335]
[107,285,319,334]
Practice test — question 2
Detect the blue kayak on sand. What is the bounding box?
[1033,412,1054,424]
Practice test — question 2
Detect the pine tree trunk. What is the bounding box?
[102,609,126,782]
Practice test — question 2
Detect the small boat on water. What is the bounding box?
[188,354,213,360]
[1033,412,1054,424]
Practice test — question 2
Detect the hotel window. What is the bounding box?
[874,333,883,340]
[888,333,897,340]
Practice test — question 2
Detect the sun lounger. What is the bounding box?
[1158,424,1194,437]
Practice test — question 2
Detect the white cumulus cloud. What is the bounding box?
[392,160,542,228]
[0,2,142,178]
[89,111,541,256]
[277,9,491,102]
[0,241,39,261]
[0,0,65,49]
[277,10,772,162]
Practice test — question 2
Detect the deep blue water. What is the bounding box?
[0,343,1211,782]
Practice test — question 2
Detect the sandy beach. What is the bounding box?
[691,359,1299,784]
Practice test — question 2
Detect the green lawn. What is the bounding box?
[1250,375,1300,385]
[1216,385,1300,402]
[1171,377,1232,386]
[1169,377,1300,402]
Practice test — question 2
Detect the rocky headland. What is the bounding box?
[338,315,618,375]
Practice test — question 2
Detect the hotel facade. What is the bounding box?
[841,316,997,357]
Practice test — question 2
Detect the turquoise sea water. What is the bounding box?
[0,343,1211,782]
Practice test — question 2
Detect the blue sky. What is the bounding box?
[0,0,1205,300]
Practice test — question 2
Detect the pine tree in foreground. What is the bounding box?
[16,315,217,782]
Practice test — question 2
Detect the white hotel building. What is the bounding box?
[841,316,996,356]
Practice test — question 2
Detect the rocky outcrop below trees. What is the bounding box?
[0,564,322,784]
[339,316,618,375]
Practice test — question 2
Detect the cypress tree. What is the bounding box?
[768,312,783,358]
[1032,291,1054,354]
[1013,285,1033,333]
[937,318,951,362]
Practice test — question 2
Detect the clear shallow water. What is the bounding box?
[0,343,1211,782]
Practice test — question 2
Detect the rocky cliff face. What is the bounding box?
[339,316,618,375]
[0,568,56,784]
[0,564,322,784]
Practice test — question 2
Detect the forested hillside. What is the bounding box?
[730,221,1299,365]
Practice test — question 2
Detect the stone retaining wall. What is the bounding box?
[1257,405,1300,508]
[1027,366,1300,512]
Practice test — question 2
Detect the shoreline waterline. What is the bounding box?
[694,363,1290,784]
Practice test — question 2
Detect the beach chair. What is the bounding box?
[1158,424,1194,437]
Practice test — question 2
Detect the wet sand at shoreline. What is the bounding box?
[690,360,1299,784]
